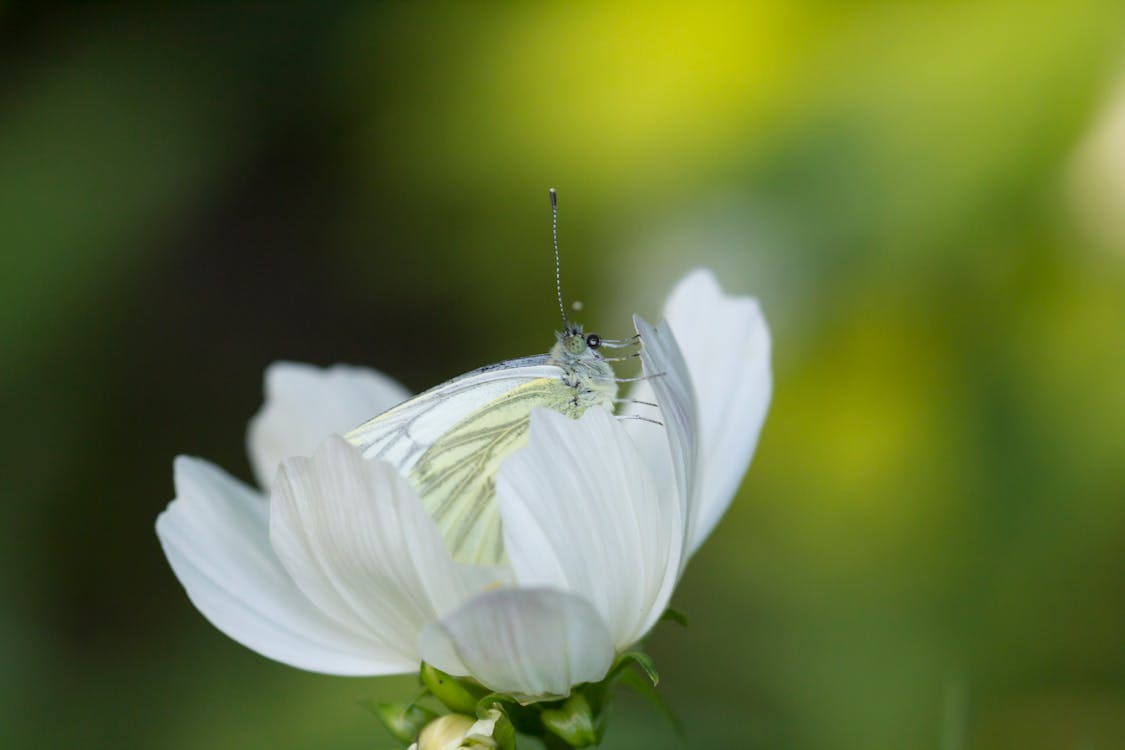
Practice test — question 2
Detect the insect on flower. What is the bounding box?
[156,190,772,716]
[345,189,658,565]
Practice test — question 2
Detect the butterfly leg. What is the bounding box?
[616,414,664,427]
[615,398,659,408]
[599,333,641,349]
[614,371,666,383]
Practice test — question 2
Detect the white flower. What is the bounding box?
[155,269,771,701]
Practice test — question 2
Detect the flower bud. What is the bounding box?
[409,709,503,750]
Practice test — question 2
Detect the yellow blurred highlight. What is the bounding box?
[489,2,802,186]
[1067,67,1125,258]
[351,2,830,198]
[762,300,961,577]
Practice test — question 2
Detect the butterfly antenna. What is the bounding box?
[549,188,569,329]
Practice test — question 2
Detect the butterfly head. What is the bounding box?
[554,324,603,361]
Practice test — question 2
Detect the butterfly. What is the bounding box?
[345,190,649,566]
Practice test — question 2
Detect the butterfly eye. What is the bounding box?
[586,333,601,349]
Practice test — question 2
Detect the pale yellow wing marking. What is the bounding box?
[409,377,589,565]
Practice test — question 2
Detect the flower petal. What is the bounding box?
[418,587,614,702]
[632,314,700,559]
[661,269,772,554]
[156,456,398,675]
[497,408,683,649]
[270,436,501,665]
[247,362,410,489]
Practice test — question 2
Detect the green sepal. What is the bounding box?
[358,699,438,745]
[475,698,517,750]
[660,607,689,628]
[540,692,598,748]
[420,663,483,714]
[464,692,528,737]
[614,651,660,686]
[619,670,685,741]
[585,685,613,746]
[475,692,518,710]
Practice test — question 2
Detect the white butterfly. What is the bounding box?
[345,191,648,565]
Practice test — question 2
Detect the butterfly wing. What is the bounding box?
[409,377,585,565]
[346,352,617,566]
[344,354,561,474]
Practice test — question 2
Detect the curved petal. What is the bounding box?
[156,456,398,675]
[628,271,772,556]
[270,436,501,665]
[633,315,699,540]
[247,362,411,489]
[497,408,683,649]
[662,270,772,554]
[418,587,614,702]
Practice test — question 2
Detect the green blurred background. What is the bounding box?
[2,2,1124,748]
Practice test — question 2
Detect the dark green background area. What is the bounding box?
[2,2,1124,748]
